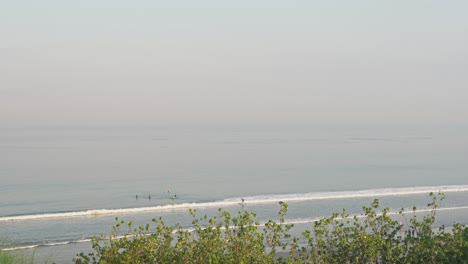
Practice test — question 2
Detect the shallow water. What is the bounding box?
[1,125,467,262]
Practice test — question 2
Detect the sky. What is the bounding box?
[1,0,467,126]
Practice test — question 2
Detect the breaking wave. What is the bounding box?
[1,185,468,222]
[3,204,468,252]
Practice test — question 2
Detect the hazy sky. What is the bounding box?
[1,1,467,126]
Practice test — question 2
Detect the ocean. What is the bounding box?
[1,125,468,263]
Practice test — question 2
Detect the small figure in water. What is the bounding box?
[136,194,138,200]
[241,198,245,203]
[171,194,177,200]
[148,194,151,200]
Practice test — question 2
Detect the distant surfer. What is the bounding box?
[241,198,245,207]
[136,194,138,200]
[148,194,151,200]
[171,194,177,200]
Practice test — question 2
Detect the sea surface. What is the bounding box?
[1,125,468,263]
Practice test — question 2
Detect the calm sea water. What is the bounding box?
[1,125,468,262]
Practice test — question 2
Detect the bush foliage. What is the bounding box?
[74,193,468,264]
[0,250,35,264]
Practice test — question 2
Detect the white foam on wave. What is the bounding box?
[0,238,92,251]
[1,244,39,251]
[284,205,468,226]
[1,185,468,222]
[1,238,93,251]
[231,185,468,204]
[4,205,468,252]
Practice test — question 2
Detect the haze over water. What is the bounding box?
[1,0,468,262]
[1,125,468,261]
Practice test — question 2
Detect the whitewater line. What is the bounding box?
[3,204,468,252]
[1,185,468,222]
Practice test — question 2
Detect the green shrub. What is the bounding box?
[0,250,35,264]
[75,193,468,264]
